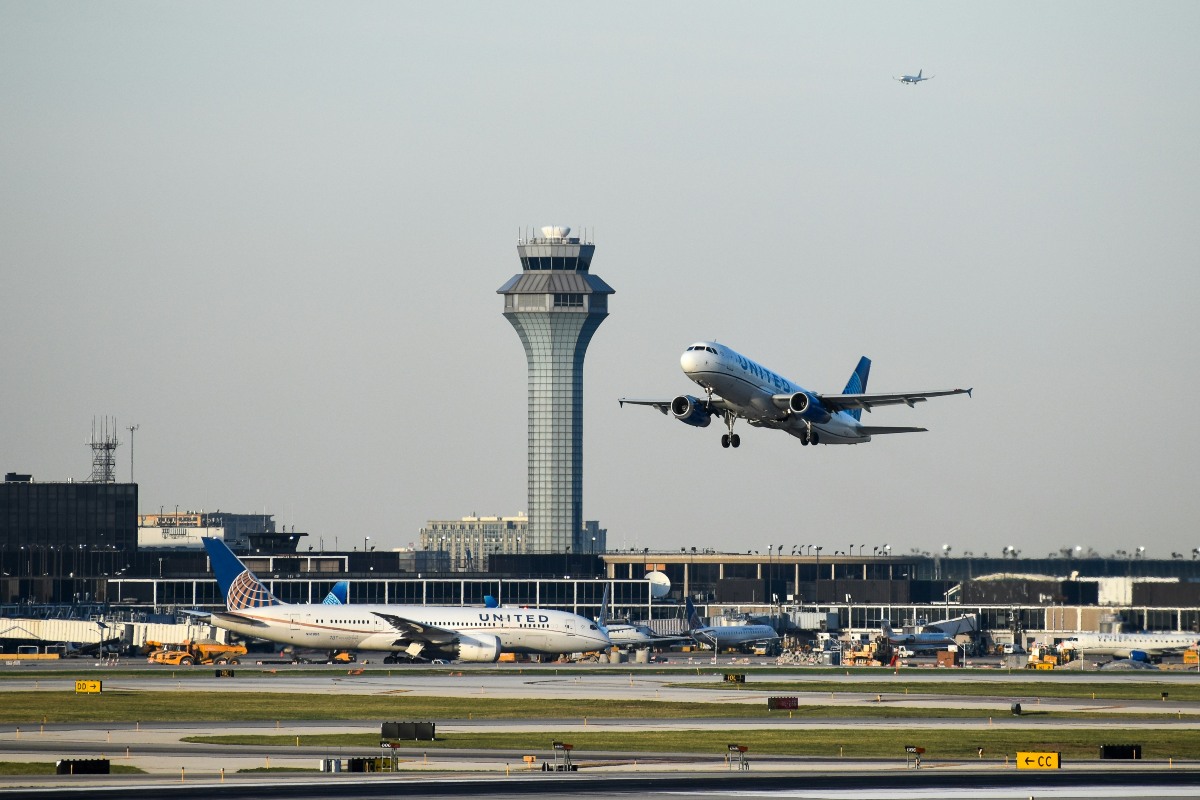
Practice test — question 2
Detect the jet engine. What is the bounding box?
[451,634,502,663]
[670,395,714,427]
[788,391,831,423]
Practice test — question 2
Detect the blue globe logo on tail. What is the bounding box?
[202,536,281,610]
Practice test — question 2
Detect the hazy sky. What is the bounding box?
[3,3,1198,559]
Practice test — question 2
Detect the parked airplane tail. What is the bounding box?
[597,584,611,628]
[202,536,282,610]
[842,356,872,421]
[321,581,349,605]
[685,598,703,632]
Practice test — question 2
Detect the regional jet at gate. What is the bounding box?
[686,599,780,651]
[1059,632,1200,662]
[895,69,933,84]
[619,342,970,448]
[198,537,609,663]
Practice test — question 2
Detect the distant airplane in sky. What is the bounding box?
[620,342,970,448]
[895,69,933,84]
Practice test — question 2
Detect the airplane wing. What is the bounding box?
[618,398,671,415]
[618,397,737,415]
[817,387,972,414]
[371,612,461,647]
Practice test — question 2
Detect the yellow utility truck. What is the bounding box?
[146,639,246,666]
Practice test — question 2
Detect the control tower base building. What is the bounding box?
[498,227,614,555]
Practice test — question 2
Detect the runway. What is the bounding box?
[0,663,1198,795]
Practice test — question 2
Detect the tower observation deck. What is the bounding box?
[497,227,614,554]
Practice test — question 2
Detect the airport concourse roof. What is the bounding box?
[601,552,912,565]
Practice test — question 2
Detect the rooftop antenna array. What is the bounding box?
[87,416,120,483]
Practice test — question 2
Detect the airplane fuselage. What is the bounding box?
[210,602,609,658]
[691,623,780,651]
[681,343,868,443]
[1063,632,1200,659]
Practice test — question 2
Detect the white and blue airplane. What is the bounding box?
[198,537,609,663]
[686,599,780,651]
[620,342,970,448]
[1060,632,1200,662]
[895,69,933,84]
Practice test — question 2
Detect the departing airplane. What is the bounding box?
[1059,632,1200,661]
[895,69,933,84]
[686,598,779,651]
[199,537,610,663]
[881,619,957,651]
[620,342,970,448]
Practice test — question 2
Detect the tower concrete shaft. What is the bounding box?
[498,227,614,554]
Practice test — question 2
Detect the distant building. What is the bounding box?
[0,474,138,555]
[419,514,606,571]
[137,511,303,553]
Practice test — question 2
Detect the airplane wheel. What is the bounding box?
[721,434,730,448]
[811,431,820,444]
[731,434,740,448]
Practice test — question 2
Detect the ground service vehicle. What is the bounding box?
[146,639,246,666]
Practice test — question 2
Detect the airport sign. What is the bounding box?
[1017,751,1061,769]
[74,680,102,694]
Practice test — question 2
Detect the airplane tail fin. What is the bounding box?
[321,580,349,605]
[202,536,282,611]
[842,356,872,421]
[483,595,499,609]
[881,619,895,637]
[685,598,703,632]
[917,69,922,78]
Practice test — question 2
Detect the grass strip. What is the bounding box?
[2,690,1192,725]
[0,761,144,775]
[182,728,1200,761]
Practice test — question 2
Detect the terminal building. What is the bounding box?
[418,515,607,571]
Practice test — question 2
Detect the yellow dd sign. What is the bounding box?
[74,680,102,694]
[1017,751,1060,770]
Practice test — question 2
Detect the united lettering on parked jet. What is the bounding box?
[620,341,970,449]
[478,613,551,624]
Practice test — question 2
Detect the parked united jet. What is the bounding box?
[895,69,933,84]
[620,342,970,448]
[199,537,609,663]
[686,599,779,651]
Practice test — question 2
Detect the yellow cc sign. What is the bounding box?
[1016,751,1060,770]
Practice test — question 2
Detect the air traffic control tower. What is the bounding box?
[498,227,614,555]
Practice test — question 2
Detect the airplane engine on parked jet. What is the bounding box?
[452,634,502,663]
[670,395,714,427]
[788,391,831,423]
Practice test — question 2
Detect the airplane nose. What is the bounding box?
[680,350,700,375]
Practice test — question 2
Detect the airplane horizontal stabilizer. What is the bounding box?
[858,426,928,435]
